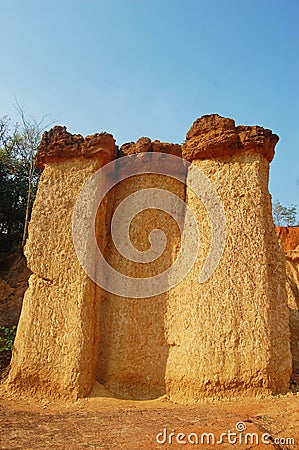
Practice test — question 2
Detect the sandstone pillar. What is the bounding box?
[97,140,185,399]
[165,115,292,403]
[6,126,116,399]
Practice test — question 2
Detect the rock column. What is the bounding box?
[6,126,116,399]
[97,139,185,399]
[166,115,292,403]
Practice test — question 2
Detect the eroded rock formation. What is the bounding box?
[6,130,117,399]
[166,115,291,403]
[276,226,299,382]
[4,115,292,403]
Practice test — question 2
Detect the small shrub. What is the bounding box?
[0,325,17,353]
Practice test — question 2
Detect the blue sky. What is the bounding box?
[1,0,298,211]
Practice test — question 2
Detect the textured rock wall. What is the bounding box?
[276,226,299,381]
[276,226,299,255]
[0,254,31,329]
[97,143,185,399]
[286,259,299,379]
[4,116,292,403]
[166,116,291,403]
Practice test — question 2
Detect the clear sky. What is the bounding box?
[1,0,298,212]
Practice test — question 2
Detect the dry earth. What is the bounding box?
[0,252,30,329]
[0,383,298,450]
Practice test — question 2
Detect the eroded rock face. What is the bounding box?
[276,227,299,382]
[286,259,299,381]
[97,167,185,399]
[0,254,31,328]
[276,226,299,263]
[5,115,292,403]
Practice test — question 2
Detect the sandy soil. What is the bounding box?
[0,382,298,450]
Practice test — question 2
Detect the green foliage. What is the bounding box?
[0,325,16,352]
[0,106,52,250]
[0,136,38,245]
[273,200,298,226]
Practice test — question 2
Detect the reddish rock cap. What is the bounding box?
[182,114,279,162]
[35,126,117,169]
[120,137,181,157]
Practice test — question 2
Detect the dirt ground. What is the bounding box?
[0,382,298,450]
